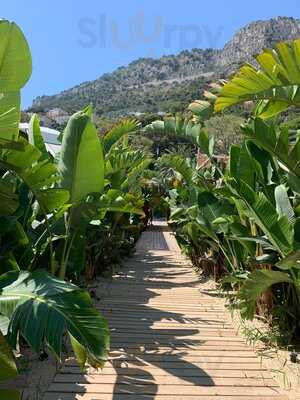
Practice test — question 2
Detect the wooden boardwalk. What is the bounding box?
[44,222,287,400]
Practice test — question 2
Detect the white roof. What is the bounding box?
[19,123,61,155]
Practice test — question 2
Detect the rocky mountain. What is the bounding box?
[30,16,300,119]
[218,16,300,72]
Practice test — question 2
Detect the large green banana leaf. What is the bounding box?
[238,269,293,319]
[229,144,255,189]
[0,270,110,369]
[0,138,69,213]
[28,114,49,161]
[184,221,203,245]
[61,189,144,275]
[231,181,294,257]
[58,107,104,203]
[196,192,242,269]
[179,206,219,242]
[0,331,19,399]
[98,190,144,216]
[243,118,300,180]
[0,179,19,215]
[0,20,32,141]
[105,148,152,190]
[0,91,21,142]
[0,21,32,91]
[276,250,300,270]
[72,189,145,225]
[215,39,300,118]
[244,141,275,185]
[197,191,233,226]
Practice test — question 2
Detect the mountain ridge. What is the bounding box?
[30,16,300,118]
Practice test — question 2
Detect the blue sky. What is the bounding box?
[2,0,299,108]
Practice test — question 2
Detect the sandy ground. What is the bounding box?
[230,308,300,399]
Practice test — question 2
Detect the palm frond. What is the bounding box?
[0,270,110,369]
[215,39,300,118]
[102,119,140,155]
[158,154,195,185]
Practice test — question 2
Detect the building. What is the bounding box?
[19,123,61,156]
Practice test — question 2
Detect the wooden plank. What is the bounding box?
[101,319,232,327]
[54,373,276,386]
[60,366,273,379]
[108,355,259,362]
[43,222,284,399]
[106,321,233,328]
[109,334,245,342]
[67,355,260,364]
[64,361,268,370]
[44,394,288,400]
[107,342,251,348]
[47,382,282,396]
[101,310,233,318]
[105,349,257,356]
[109,328,238,335]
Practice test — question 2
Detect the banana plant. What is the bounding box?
[102,119,140,155]
[144,115,202,145]
[159,39,300,335]
[238,263,299,320]
[215,39,300,119]
[59,106,105,203]
[28,114,50,161]
[0,135,70,275]
[158,153,199,187]
[144,113,215,157]
[105,147,152,191]
[213,41,300,327]
[0,20,111,377]
[0,269,109,369]
[57,108,145,279]
[0,20,32,142]
[243,118,300,183]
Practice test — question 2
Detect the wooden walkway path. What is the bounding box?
[44,222,286,400]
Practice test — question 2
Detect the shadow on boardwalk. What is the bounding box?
[98,250,215,399]
[44,224,283,399]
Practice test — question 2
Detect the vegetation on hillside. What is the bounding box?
[29,49,216,117]
[28,17,300,118]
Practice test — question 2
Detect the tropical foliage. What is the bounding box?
[214,39,300,118]
[2,16,300,398]
[147,38,300,344]
[0,20,149,396]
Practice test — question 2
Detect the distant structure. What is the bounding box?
[197,153,228,169]
[19,123,61,156]
[45,108,70,125]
